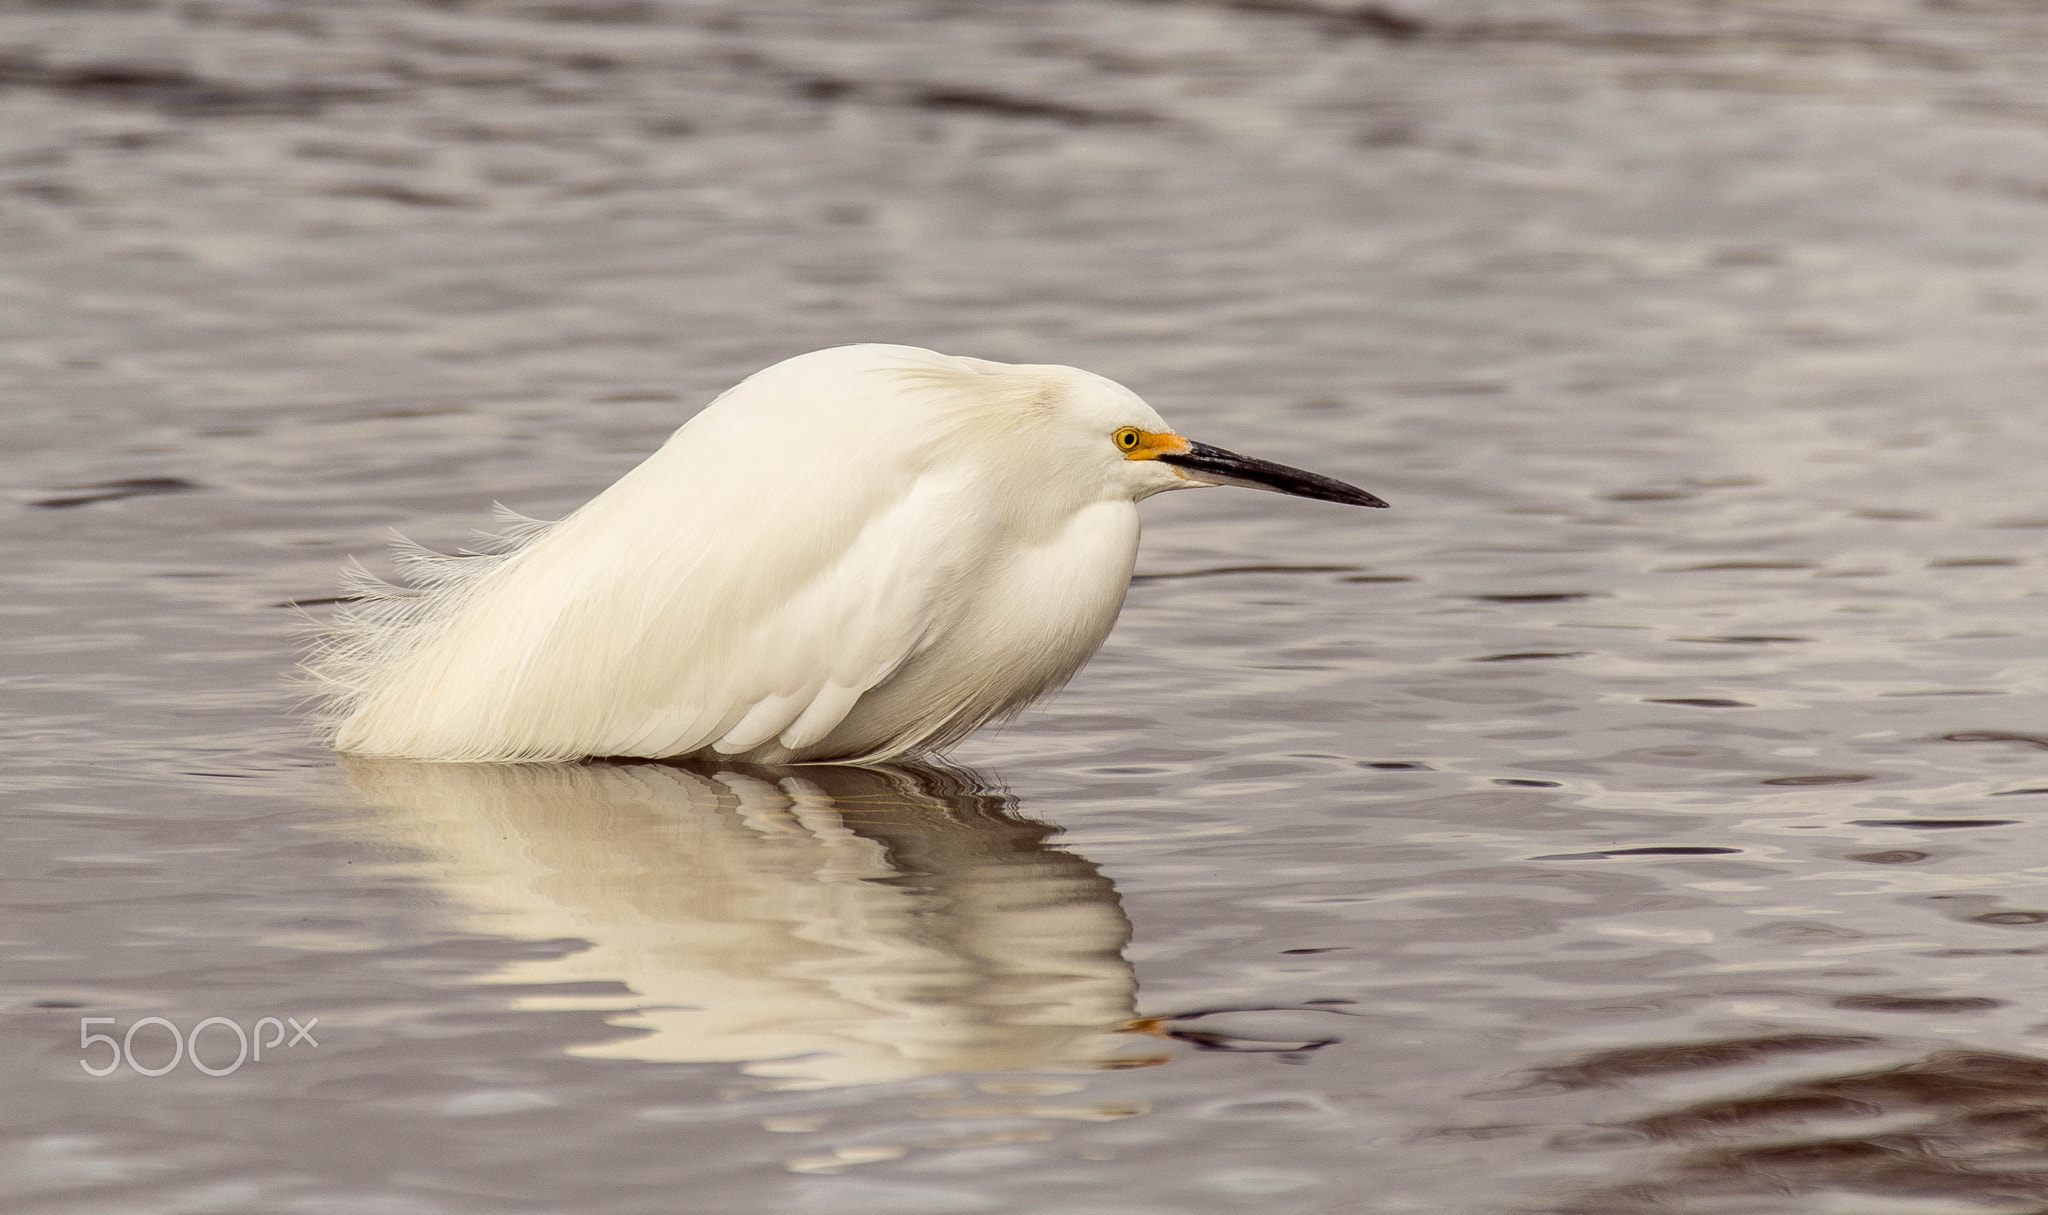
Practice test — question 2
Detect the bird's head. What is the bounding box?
[742,346,1387,513]
[930,352,1389,510]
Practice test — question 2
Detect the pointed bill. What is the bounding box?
[1158,440,1388,508]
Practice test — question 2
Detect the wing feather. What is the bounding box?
[694,470,991,759]
[319,424,994,762]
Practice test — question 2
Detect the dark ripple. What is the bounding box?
[1849,819,2020,830]
[1531,846,1741,860]
[1483,1032,1881,1096]
[1558,1051,2048,1212]
[1130,563,1363,582]
[910,86,1156,126]
[1941,729,2048,752]
[1967,911,2048,926]
[1661,561,1819,572]
[30,477,201,508]
[1832,993,2005,1013]
[0,54,380,116]
[1138,0,1426,41]
[1469,651,1589,662]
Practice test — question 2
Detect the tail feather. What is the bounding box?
[300,514,560,738]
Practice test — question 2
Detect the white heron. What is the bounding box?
[308,344,1386,764]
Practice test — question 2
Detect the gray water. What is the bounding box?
[5,1,2048,1211]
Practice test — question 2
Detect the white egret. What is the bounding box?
[309,344,1386,764]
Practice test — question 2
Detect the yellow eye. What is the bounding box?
[1113,427,1142,452]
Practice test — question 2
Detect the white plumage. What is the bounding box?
[308,344,1384,764]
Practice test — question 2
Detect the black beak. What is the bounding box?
[1158,440,1388,508]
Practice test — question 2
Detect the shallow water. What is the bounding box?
[5,1,2048,1211]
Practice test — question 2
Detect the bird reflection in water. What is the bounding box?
[341,758,1169,1088]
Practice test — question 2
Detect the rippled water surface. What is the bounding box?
[7,1,2048,1211]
